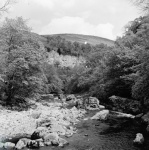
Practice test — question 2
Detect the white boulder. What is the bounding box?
[4,142,15,149]
[91,110,109,120]
[133,133,144,145]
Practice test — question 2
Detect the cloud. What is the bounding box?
[62,0,75,8]
[32,0,54,10]
[28,19,42,32]
[32,0,75,10]
[40,16,115,40]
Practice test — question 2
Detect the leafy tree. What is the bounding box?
[43,63,63,94]
[0,17,47,105]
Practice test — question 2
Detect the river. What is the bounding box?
[4,110,149,150]
[29,111,149,150]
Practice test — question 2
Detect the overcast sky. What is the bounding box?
[1,0,140,40]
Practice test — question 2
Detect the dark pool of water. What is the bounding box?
[3,111,149,150]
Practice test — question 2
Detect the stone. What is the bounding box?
[15,140,26,150]
[31,127,49,140]
[110,111,135,119]
[31,131,40,140]
[109,95,141,115]
[65,131,73,137]
[19,138,31,145]
[133,133,144,145]
[35,138,44,146]
[51,140,59,146]
[27,140,39,148]
[146,125,149,132]
[86,106,99,110]
[99,105,105,109]
[44,141,51,146]
[36,118,52,127]
[39,141,44,147]
[43,132,59,145]
[135,113,144,118]
[66,95,76,101]
[4,142,15,149]
[84,118,89,121]
[58,138,69,147]
[142,112,149,124]
[91,110,109,120]
[31,110,41,119]
[76,98,84,109]
[0,142,4,148]
[85,97,100,110]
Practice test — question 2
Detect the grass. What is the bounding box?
[42,33,115,46]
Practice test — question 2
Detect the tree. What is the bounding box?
[43,63,63,94]
[0,17,47,105]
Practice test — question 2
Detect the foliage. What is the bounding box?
[43,63,63,94]
[0,17,47,105]
[43,35,93,57]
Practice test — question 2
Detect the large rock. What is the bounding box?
[15,139,27,150]
[76,98,84,109]
[109,95,141,115]
[142,112,149,124]
[43,133,59,146]
[31,110,41,119]
[133,133,144,145]
[66,95,76,101]
[27,140,40,148]
[91,110,109,120]
[4,142,15,149]
[58,138,69,147]
[0,142,4,148]
[85,97,100,110]
[16,141,25,150]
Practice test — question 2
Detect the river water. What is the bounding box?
[34,111,149,150]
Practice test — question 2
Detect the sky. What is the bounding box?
[1,0,140,40]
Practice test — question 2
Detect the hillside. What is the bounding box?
[42,33,115,46]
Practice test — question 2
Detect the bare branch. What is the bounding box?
[131,0,149,14]
[0,0,17,13]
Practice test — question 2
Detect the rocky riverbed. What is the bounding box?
[0,98,86,149]
[0,94,149,150]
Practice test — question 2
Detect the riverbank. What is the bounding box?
[0,100,86,145]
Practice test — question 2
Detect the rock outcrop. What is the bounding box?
[109,95,141,115]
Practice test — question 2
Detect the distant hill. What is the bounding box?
[42,33,115,46]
